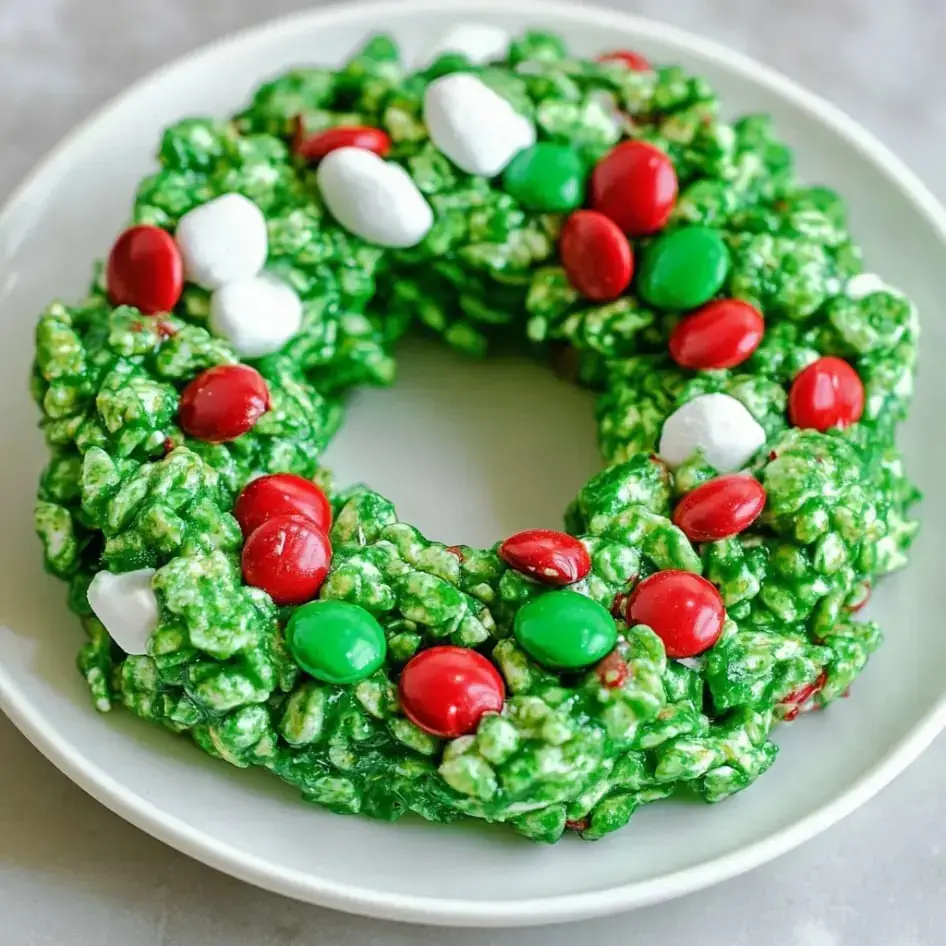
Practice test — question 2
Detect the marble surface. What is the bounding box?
[2,1,944,943]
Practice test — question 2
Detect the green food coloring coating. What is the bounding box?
[287,600,386,684]
[30,28,922,844]
[514,589,617,669]
[425,53,473,78]
[502,143,587,213]
[637,226,731,310]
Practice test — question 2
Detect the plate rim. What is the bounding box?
[2,0,945,927]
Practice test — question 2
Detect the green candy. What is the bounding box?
[287,600,386,684]
[502,143,587,213]
[637,226,731,310]
[514,589,617,669]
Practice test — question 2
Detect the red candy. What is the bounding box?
[626,570,725,658]
[846,581,871,613]
[241,515,332,606]
[294,123,392,161]
[595,650,629,689]
[234,474,332,537]
[178,365,270,443]
[669,299,765,371]
[672,474,767,543]
[779,671,827,721]
[398,646,506,738]
[106,225,183,315]
[590,141,678,237]
[499,529,591,586]
[597,49,651,71]
[788,356,864,432]
[559,210,634,301]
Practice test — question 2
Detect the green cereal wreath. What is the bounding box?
[31,28,920,842]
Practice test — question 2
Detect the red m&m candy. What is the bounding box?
[178,364,270,443]
[597,50,652,71]
[595,649,629,689]
[499,529,591,586]
[398,646,505,738]
[669,299,765,371]
[234,474,332,537]
[560,210,633,302]
[672,474,767,542]
[626,570,725,658]
[779,671,827,721]
[241,515,332,606]
[846,580,871,613]
[294,123,392,161]
[788,356,864,432]
[106,225,183,315]
[590,141,678,237]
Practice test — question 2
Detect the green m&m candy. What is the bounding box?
[637,226,730,310]
[286,600,386,684]
[513,589,617,669]
[502,143,587,213]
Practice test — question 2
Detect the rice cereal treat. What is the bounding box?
[31,27,920,842]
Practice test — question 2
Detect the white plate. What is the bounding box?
[1,0,944,928]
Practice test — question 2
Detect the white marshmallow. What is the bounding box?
[423,73,536,177]
[209,273,303,358]
[87,568,159,656]
[659,393,767,472]
[416,23,511,67]
[845,272,903,300]
[317,148,434,248]
[676,657,704,672]
[175,193,268,290]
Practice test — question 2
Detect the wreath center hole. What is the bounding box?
[322,337,601,547]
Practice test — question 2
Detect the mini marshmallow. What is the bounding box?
[676,657,705,672]
[416,23,511,67]
[317,147,434,248]
[175,193,268,290]
[423,73,536,177]
[209,273,303,358]
[846,271,905,300]
[659,393,766,472]
[87,568,159,655]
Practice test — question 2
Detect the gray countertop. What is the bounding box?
[2,1,944,943]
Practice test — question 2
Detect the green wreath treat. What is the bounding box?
[31,28,921,842]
